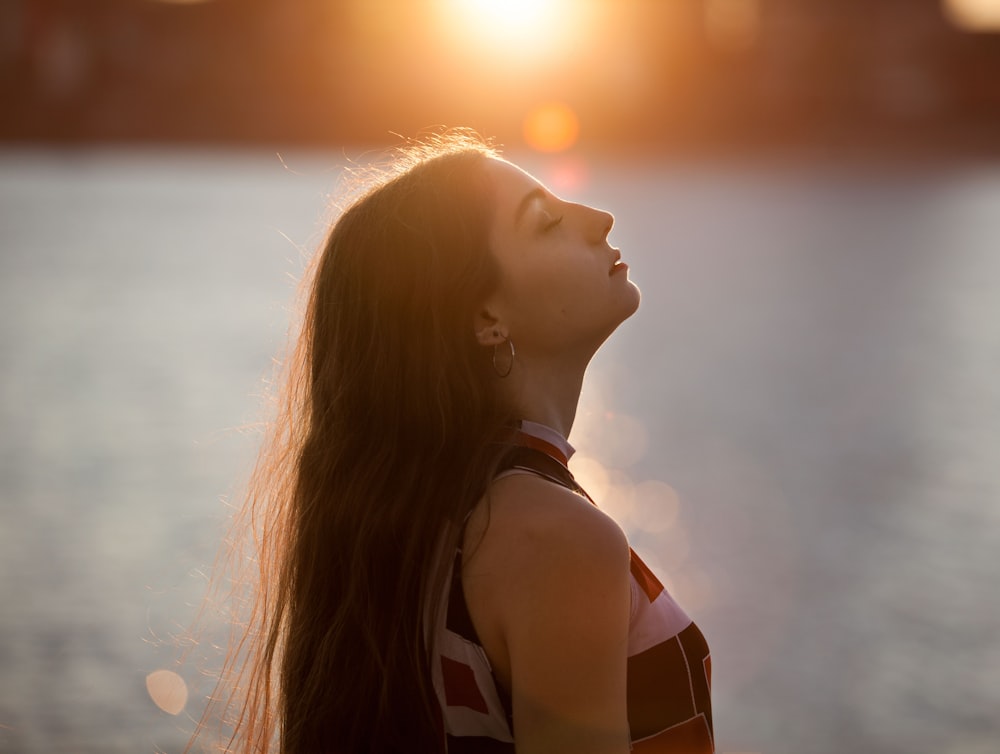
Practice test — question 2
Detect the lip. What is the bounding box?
[609,249,626,275]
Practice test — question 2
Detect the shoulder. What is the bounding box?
[468,471,630,576]
[463,472,633,751]
[463,471,632,632]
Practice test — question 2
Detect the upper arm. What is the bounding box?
[483,475,633,754]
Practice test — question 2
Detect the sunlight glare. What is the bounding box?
[943,0,1000,31]
[441,0,579,66]
[457,0,553,36]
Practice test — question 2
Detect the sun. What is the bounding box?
[456,0,556,35]
[440,0,579,66]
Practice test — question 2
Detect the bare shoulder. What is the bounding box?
[464,471,630,577]
[463,472,633,752]
[462,471,632,641]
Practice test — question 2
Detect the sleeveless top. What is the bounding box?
[428,422,714,753]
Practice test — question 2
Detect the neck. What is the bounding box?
[499,350,590,440]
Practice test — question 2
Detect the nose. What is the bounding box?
[582,204,614,244]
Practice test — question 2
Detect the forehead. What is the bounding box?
[485,159,549,222]
[486,157,543,190]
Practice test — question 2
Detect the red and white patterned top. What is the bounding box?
[429,422,713,753]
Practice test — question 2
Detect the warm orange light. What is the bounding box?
[523,103,580,153]
[569,454,610,502]
[454,0,556,37]
[440,0,585,67]
[543,154,591,193]
[704,0,760,53]
[943,0,1000,31]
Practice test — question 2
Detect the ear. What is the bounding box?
[473,306,507,347]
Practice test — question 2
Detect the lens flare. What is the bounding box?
[600,469,638,533]
[523,103,580,153]
[541,154,591,193]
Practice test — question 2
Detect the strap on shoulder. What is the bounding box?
[496,446,584,496]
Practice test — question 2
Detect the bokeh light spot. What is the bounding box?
[523,103,580,153]
[599,411,649,468]
[600,469,638,532]
[542,154,591,193]
[943,0,1000,31]
[634,480,681,533]
[146,669,188,715]
[569,454,610,503]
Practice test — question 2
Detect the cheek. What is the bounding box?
[521,260,580,307]
[527,271,597,330]
[496,243,602,324]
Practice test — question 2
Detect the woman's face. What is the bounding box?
[481,158,640,359]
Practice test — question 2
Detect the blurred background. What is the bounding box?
[1,1,999,753]
[3,0,1000,152]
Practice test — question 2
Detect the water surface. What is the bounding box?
[1,148,998,754]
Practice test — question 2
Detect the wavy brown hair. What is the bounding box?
[192,133,516,753]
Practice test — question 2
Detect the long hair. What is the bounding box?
[195,134,515,753]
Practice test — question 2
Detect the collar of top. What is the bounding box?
[513,420,576,467]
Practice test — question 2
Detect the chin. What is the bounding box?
[622,280,641,317]
[604,287,641,339]
[585,284,642,352]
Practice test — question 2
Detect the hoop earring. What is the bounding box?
[492,337,515,378]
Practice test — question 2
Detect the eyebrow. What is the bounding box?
[513,187,547,228]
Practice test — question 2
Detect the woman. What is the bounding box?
[200,132,713,753]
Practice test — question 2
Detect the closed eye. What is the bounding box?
[540,215,563,233]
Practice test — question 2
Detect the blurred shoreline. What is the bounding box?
[3,1,999,157]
